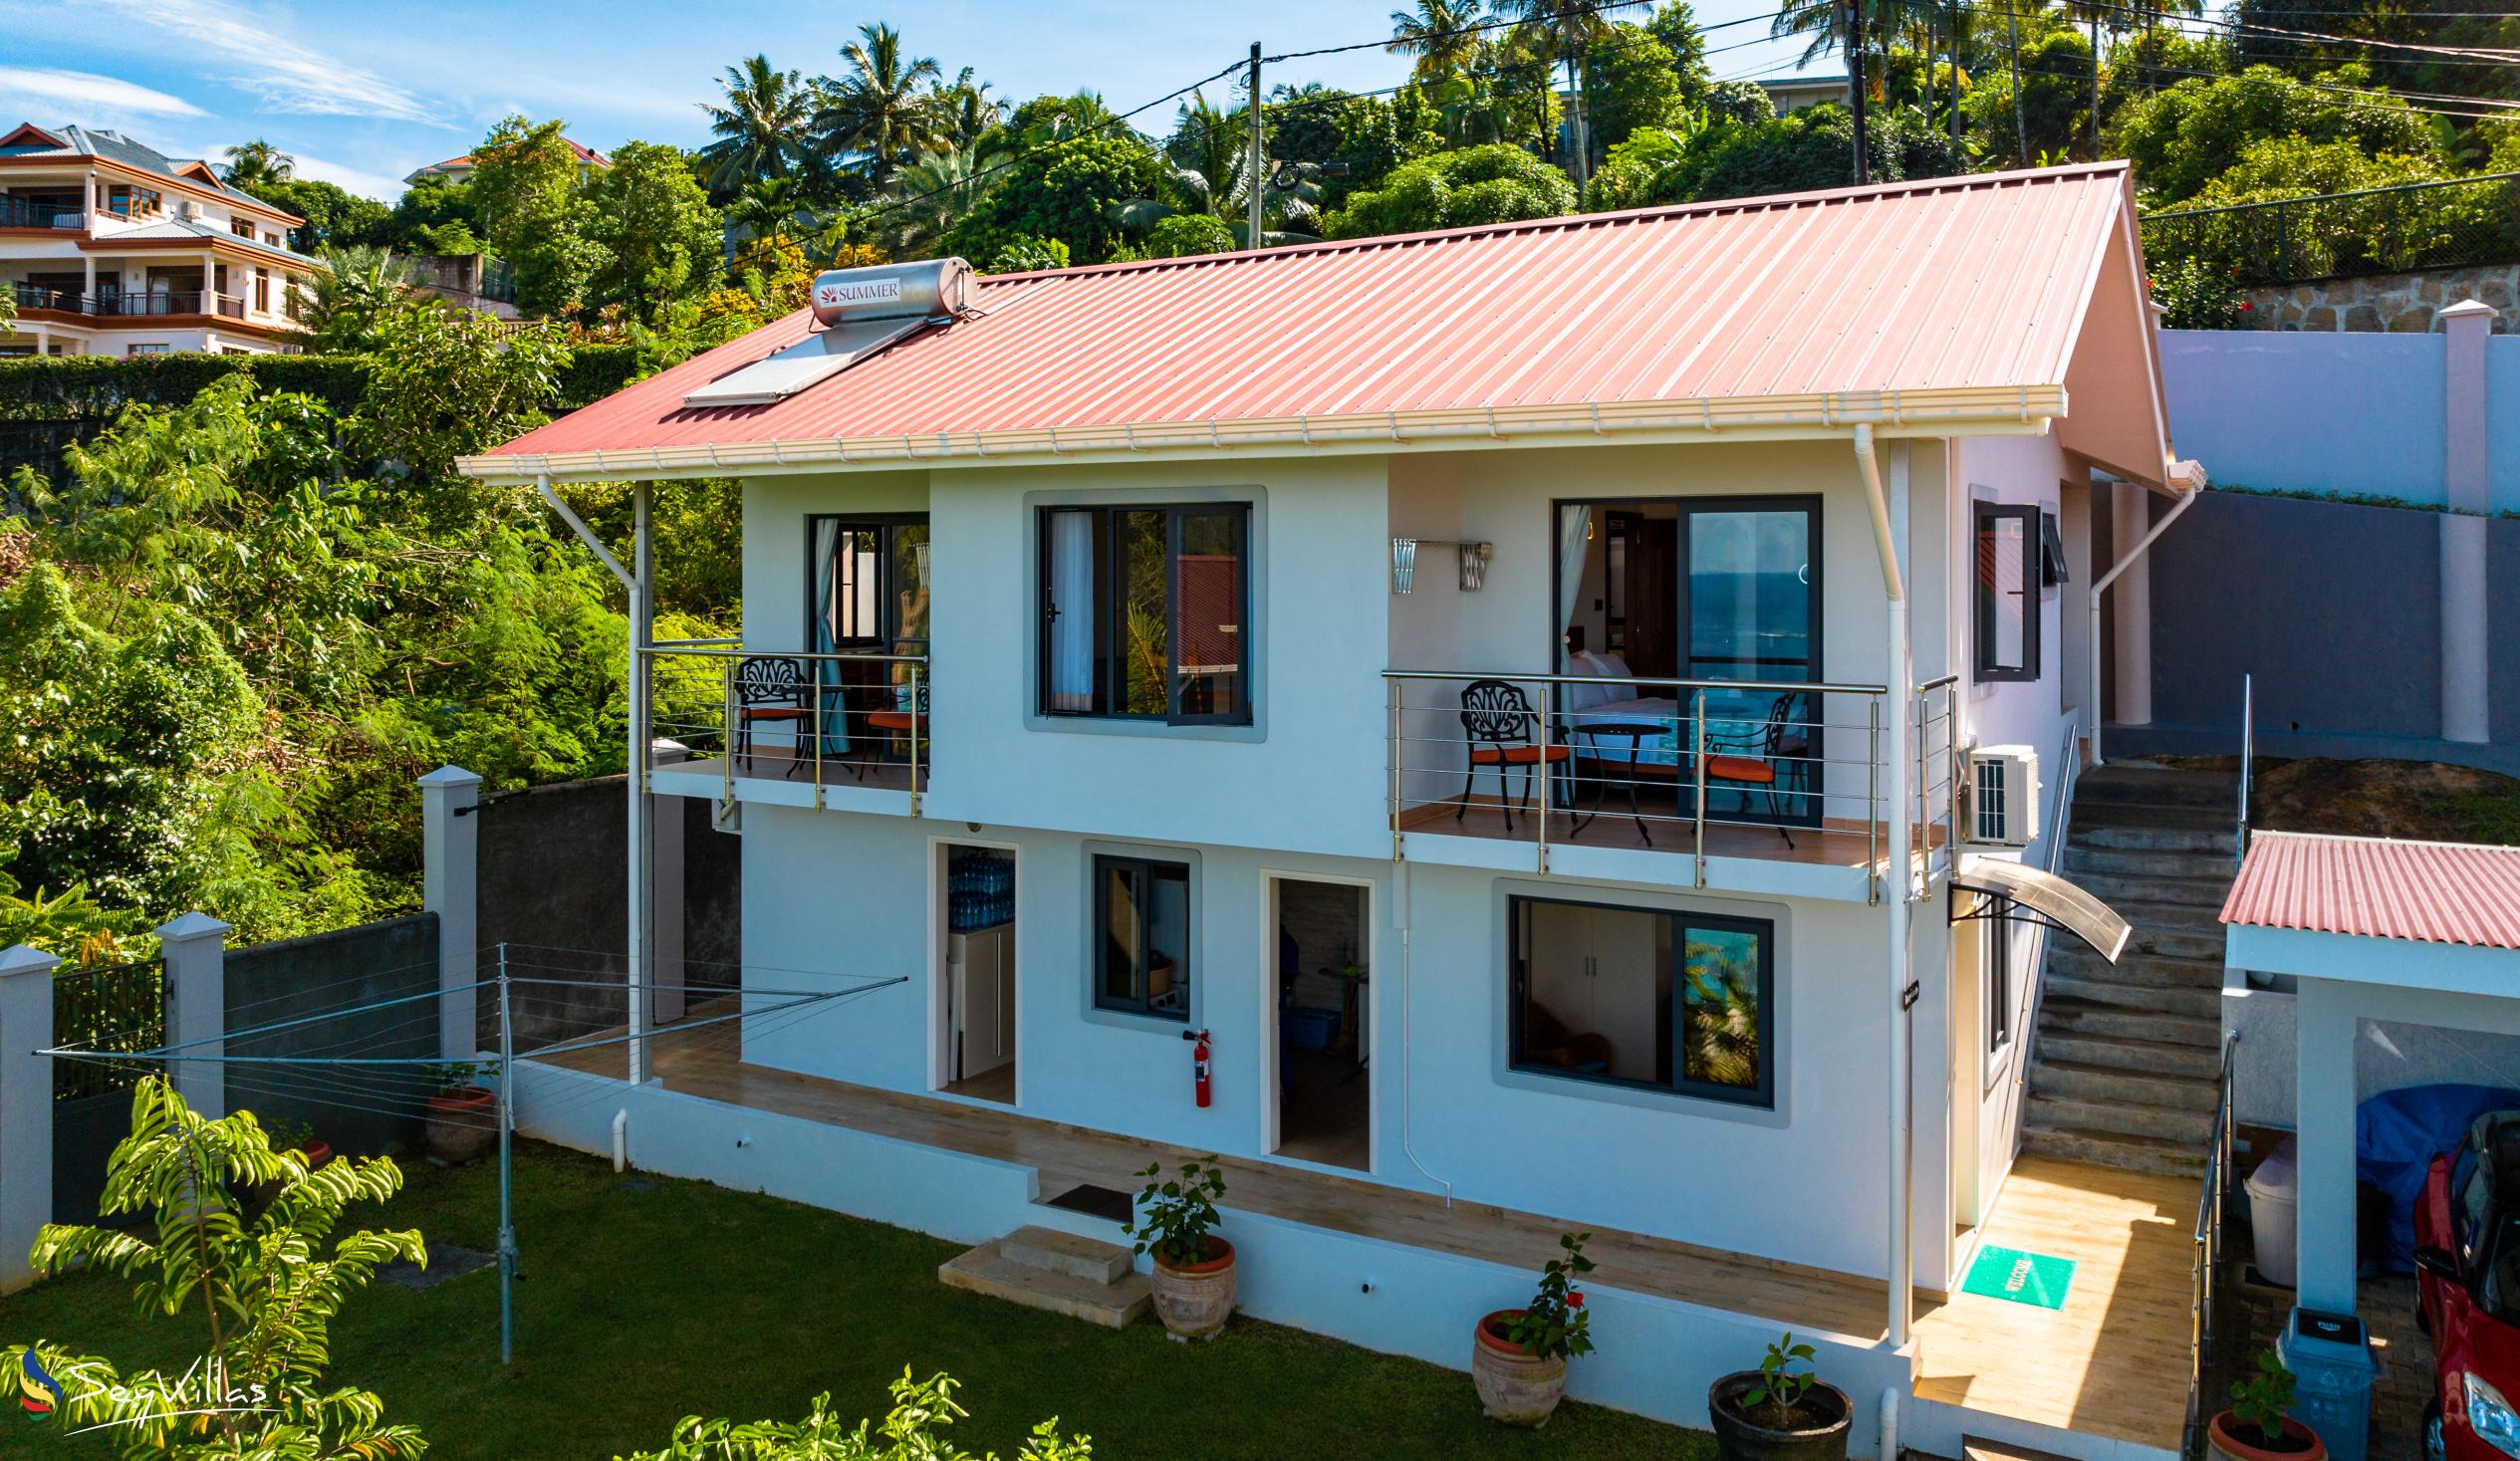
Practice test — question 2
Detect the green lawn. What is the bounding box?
[1,1142,1712,1460]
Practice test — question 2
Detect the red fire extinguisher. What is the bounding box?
[1182,1028,1212,1108]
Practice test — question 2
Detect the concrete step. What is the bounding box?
[2075,823,2240,855]
[2038,1027,2224,1079]
[2029,1057,2219,1111]
[2020,1120,2209,1178]
[999,1225,1134,1284]
[2075,766,2241,808]
[2026,1092,2218,1145]
[2072,799,2237,835]
[2049,946,2225,991]
[2069,868,2235,909]
[2065,844,2240,881]
[939,1239,1151,1330]
[2037,995,2224,1049]
[2115,906,2228,961]
[1965,1435,2085,1461]
[2045,972,2224,1020]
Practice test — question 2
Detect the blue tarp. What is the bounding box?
[2357,1084,2520,1272]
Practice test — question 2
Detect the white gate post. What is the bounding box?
[157,912,230,1119]
[2440,299,2496,745]
[420,766,482,1060]
[0,943,61,1293]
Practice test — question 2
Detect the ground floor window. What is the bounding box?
[1508,896,1774,1108]
[1094,854,1190,1020]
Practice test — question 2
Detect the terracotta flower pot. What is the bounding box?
[425,1087,498,1165]
[2209,1412,2326,1461]
[1473,1310,1569,1427]
[298,1139,334,1170]
[1708,1370,1853,1461]
[1148,1236,1237,1339]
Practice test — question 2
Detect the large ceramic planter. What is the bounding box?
[2209,1412,2326,1461]
[1473,1310,1568,1427]
[1148,1237,1236,1339]
[1708,1371,1853,1461]
[425,1088,498,1165]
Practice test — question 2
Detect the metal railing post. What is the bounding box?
[812,660,825,809]
[1691,688,1708,888]
[908,661,923,818]
[2235,672,2254,872]
[720,658,736,811]
[1387,678,1403,861]
[1867,697,1882,906]
[1535,688,1552,874]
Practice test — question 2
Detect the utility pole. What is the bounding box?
[1850,0,1870,184]
[2007,0,2029,164]
[1246,42,1266,252]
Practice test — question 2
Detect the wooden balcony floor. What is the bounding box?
[661,752,919,795]
[1397,794,1928,871]
[531,1017,2191,1451]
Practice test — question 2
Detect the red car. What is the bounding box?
[2417,1111,2520,1461]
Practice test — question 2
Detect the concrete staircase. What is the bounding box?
[2020,765,2239,1179]
[938,1224,1150,1329]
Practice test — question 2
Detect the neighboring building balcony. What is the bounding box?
[644,641,930,816]
[9,283,253,322]
[1385,669,1959,901]
[0,196,85,230]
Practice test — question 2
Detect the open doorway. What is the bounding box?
[937,843,1015,1103]
[1269,876,1371,1171]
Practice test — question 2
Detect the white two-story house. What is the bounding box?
[0,122,325,357]
[459,162,2207,1460]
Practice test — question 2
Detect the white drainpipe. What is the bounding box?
[1852,425,1913,1348]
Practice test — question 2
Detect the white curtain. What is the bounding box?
[1556,504,1592,670]
[1048,510,1095,711]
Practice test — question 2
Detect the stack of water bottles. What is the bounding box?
[948,851,1014,932]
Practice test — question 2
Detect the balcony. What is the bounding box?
[0,196,82,230]
[1384,669,1958,900]
[643,642,929,815]
[7,285,253,321]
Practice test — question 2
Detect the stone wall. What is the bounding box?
[2247,263,2520,333]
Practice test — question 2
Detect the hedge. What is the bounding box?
[0,343,644,422]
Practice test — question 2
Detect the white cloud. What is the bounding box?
[89,0,441,124]
[0,67,206,119]
[287,149,409,203]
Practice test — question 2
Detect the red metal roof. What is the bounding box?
[2221,832,2520,950]
[481,162,2142,468]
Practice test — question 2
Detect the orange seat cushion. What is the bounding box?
[866,711,916,732]
[741,707,810,722]
[1470,744,1573,766]
[1704,754,1774,784]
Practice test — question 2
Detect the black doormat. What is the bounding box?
[1042,1183,1134,1224]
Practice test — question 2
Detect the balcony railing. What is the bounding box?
[1384,669,1959,899]
[15,287,246,319]
[0,196,82,230]
[10,282,93,314]
[643,643,929,809]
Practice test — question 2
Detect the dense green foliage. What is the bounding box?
[2114,64,2441,206]
[1324,143,1578,239]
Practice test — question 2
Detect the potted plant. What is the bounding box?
[1123,1156,1235,1339]
[1473,1231,1595,1427]
[1709,1334,1853,1461]
[424,1062,498,1165]
[2209,1348,2324,1461]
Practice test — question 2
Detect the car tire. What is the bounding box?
[2427,1400,2446,1461]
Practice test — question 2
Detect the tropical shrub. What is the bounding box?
[2148,256,2255,331]
[1145,213,1236,258]
[625,1370,1090,1461]
[987,235,1071,274]
[1499,1232,1597,1361]
[1322,143,1578,240]
[2113,64,2440,206]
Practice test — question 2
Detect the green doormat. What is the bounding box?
[1962,1245,2078,1310]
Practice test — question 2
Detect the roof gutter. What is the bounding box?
[456,384,2070,484]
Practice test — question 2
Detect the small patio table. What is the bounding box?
[1570,718,1674,847]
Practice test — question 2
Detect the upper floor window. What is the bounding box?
[1973,502,2041,683]
[104,184,160,219]
[230,218,255,238]
[1507,896,1776,1109]
[1039,504,1249,725]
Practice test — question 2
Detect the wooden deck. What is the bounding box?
[531,1031,2191,1451]
[1397,795,1938,872]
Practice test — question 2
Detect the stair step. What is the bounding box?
[999,1225,1135,1284]
[2075,823,2240,855]
[2074,766,2242,808]
[2037,996,2224,1048]
[2021,1121,2208,1177]
[1966,1433,2088,1461]
[2038,1028,2224,1078]
[2049,946,2225,991]
[2072,800,2237,835]
[2045,973,2223,1020]
[2065,845,2238,881]
[2027,1092,2217,1144]
[2069,868,2235,909]
[2029,1058,2219,1111]
[939,1240,1151,1330]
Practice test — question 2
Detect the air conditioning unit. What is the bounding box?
[1959,745,2040,848]
[175,199,200,221]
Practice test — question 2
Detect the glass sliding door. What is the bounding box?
[807,514,930,764]
[1678,499,1821,828]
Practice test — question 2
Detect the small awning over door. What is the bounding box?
[1950,855,2134,963]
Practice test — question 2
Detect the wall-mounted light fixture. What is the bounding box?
[1390,537,1491,595]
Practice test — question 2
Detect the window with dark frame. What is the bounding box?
[1094,854,1192,1020]
[1973,502,2041,683]
[1986,905,2013,1056]
[1506,896,1775,1109]
[1040,504,1250,725]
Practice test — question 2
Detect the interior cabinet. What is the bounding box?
[949,923,1014,1081]
[1518,901,1667,1082]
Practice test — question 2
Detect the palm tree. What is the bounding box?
[1124,91,1323,248]
[1386,0,1490,85]
[698,55,816,196]
[928,67,1003,150]
[887,139,1011,252]
[1491,0,1613,184]
[725,174,817,245]
[220,139,293,188]
[300,244,410,350]
[814,22,945,191]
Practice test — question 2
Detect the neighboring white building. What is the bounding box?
[458,164,2210,1458]
[1753,73,1854,114]
[403,136,607,187]
[0,122,325,358]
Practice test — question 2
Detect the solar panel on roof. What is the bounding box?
[679,316,932,409]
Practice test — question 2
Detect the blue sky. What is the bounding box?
[0,0,1823,201]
